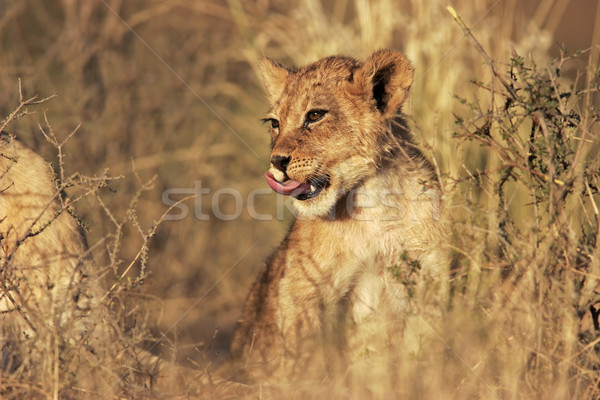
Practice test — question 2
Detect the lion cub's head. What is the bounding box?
[261,49,414,218]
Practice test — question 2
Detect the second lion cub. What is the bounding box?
[230,49,447,379]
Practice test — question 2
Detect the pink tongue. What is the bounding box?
[265,172,311,196]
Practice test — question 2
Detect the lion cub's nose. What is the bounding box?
[270,155,291,174]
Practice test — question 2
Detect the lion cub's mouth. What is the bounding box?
[264,172,328,200]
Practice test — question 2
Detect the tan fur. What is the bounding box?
[0,134,175,396]
[230,50,448,380]
[0,133,104,374]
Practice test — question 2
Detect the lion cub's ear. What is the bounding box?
[349,49,414,118]
[260,58,290,105]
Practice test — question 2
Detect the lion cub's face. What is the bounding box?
[261,50,414,218]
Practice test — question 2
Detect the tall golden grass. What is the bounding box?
[0,0,598,398]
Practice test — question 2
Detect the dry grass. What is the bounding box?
[0,0,598,398]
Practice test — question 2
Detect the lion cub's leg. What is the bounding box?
[230,222,364,380]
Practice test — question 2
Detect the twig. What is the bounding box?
[0,78,56,133]
[447,6,518,100]
[99,194,195,304]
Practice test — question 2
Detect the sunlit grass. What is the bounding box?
[0,0,598,398]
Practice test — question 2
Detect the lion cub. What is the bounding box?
[230,50,447,379]
[0,133,106,378]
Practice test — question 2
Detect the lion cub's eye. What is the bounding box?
[262,118,280,129]
[305,110,327,125]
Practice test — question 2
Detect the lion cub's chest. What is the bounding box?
[279,217,407,324]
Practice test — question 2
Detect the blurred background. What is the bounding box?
[0,0,597,369]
